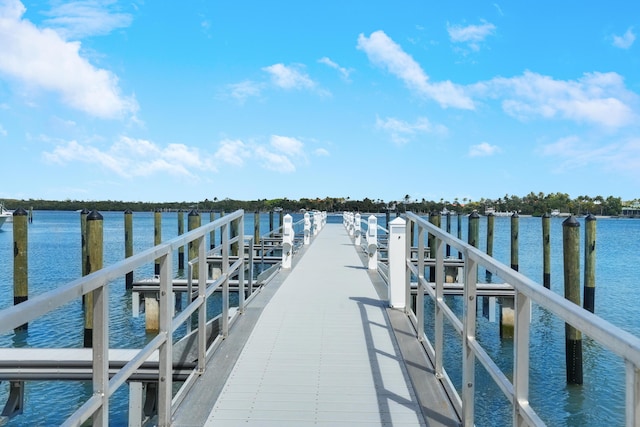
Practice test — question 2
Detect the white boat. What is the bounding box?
[0,203,12,229]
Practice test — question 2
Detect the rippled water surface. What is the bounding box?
[1,212,639,426]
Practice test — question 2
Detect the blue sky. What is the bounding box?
[1,1,639,203]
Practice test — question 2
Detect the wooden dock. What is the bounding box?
[171,222,460,427]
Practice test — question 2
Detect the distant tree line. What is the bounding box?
[1,192,636,216]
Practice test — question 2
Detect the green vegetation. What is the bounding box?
[1,193,637,216]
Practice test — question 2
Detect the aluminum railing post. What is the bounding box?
[462,255,477,426]
[435,237,444,377]
[158,251,173,427]
[513,289,531,426]
[222,223,229,338]
[238,216,245,312]
[416,223,425,339]
[198,235,207,367]
[282,214,294,269]
[367,215,378,270]
[304,212,311,245]
[388,217,406,309]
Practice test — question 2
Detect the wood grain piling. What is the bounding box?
[12,208,28,332]
[542,212,551,289]
[584,214,596,313]
[563,215,583,384]
[188,210,201,280]
[510,212,519,272]
[124,209,133,289]
[210,211,216,250]
[154,209,161,275]
[178,210,185,270]
[486,213,494,282]
[80,208,89,277]
[84,210,103,347]
[429,212,440,282]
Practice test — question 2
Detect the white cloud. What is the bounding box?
[263,63,316,90]
[318,57,352,80]
[474,71,637,128]
[540,135,640,177]
[214,139,251,166]
[0,124,6,136]
[43,136,216,177]
[270,135,304,156]
[357,30,474,109]
[612,27,636,49]
[200,19,211,38]
[540,135,581,157]
[0,0,138,118]
[213,136,309,173]
[255,146,296,173]
[447,20,496,51]
[42,0,133,40]
[375,116,446,145]
[469,142,500,157]
[314,148,330,156]
[227,80,264,102]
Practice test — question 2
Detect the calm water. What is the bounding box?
[0,211,639,426]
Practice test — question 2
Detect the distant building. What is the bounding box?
[622,203,640,217]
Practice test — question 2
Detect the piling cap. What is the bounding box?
[124,208,132,214]
[81,208,90,214]
[87,210,103,221]
[13,207,28,216]
[542,212,550,218]
[188,209,199,216]
[562,215,580,227]
[469,211,480,219]
[511,212,519,218]
[585,213,597,222]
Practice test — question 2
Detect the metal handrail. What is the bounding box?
[0,209,246,427]
[403,212,640,426]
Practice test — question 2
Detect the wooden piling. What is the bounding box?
[444,212,457,282]
[457,212,462,259]
[542,213,551,289]
[511,212,519,272]
[254,211,260,245]
[563,215,583,384]
[584,214,596,313]
[429,212,440,282]
[12,208,28,332]
[124,209,133,289]
[210,211,216,250]
[269,210,274,233]
[500,212,519,339]
[410,219,416,249]
[178,210,185,270]
[231,217,240,257]
[486,213,494,282]
[154,209,161,275]
[445,211,451,257]
[80,209,89,277]
[188,210,201,279]
[84,210,103,347]
[467,211,479,248]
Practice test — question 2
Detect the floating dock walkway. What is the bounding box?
[5,210,640,426]
[171,222,459,427]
